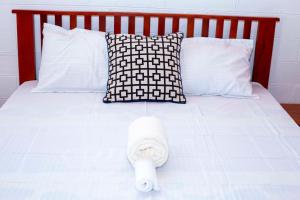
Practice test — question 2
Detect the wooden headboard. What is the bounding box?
[12,9,279,88]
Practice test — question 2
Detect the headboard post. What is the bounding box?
[15,12,36,84]
[252,20,277,88]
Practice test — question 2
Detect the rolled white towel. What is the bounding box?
[127,116,168,167]
[134,159,159,192]
[127,116,168,192]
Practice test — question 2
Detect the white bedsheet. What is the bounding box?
[0,81,300,200]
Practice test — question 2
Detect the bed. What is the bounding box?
[0,9,299,199]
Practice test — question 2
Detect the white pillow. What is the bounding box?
[33,23,108,92]
[181,37,254,97]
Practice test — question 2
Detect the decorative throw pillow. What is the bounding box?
[103,32,186,104]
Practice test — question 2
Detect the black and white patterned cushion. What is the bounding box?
[103,32,186,104]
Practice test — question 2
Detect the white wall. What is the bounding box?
[1,0,300,106]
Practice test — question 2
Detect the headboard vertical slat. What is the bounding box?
[187,17,195,38]
[172,17,180,33]
[70,15,77,29]
[143,16,151,36]
[229,19,238,39]
[40,14,47,46]
[252,20,276,88]
[114,16,121,34]
[55,14,62,26]
[158,17,165,36]
[16,13,36,84]
[201,18,210,37]
[128,16,135,34]
[99,16,106,32]
[216,18,224,38]
[84,16,92,30]
[243,20,252,39]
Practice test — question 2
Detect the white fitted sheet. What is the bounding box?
[0,81,300,200]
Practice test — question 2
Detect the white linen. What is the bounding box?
[128,116,168,167]
[34,23,108,92]
[0,81,300,199]
[134,159,159,192]
[181,37,253,97]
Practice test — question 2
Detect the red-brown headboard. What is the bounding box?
[12,9,279,88]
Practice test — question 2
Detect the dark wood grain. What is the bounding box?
[114,16,121,34]
[143,16,151,36]
[187,17,195,37]
[201,18,210,37]
[281,104,300,126]
[252,20,277,88]
[12,10,280,22]
[128,16,135,34]
[16,13,36,84]
[216,18,224,38]
[40,14,47,47]
[70,15,77,29]
[55,14,62,26]
[243,20,252,39]
[84,15,92,30]
[99,16,106,32]
[12,9,279,87]
[229,19,238,38]
[172,17,180,33]
[158,17,165,35]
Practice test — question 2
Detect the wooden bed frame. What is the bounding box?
[12,9,279,88]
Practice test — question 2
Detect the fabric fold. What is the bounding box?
[134,159,160,192]
[127,116,168,192]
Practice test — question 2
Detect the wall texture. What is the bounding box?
[0,0,300,106]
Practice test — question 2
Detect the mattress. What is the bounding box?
[0,81,300,200]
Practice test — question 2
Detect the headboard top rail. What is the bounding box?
[12,9,279,88]
[12,9,280,22]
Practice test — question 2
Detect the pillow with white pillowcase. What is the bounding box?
[33,23,108,92]
[181,37,254,97]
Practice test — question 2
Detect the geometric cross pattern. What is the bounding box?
[103,32,186,104]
